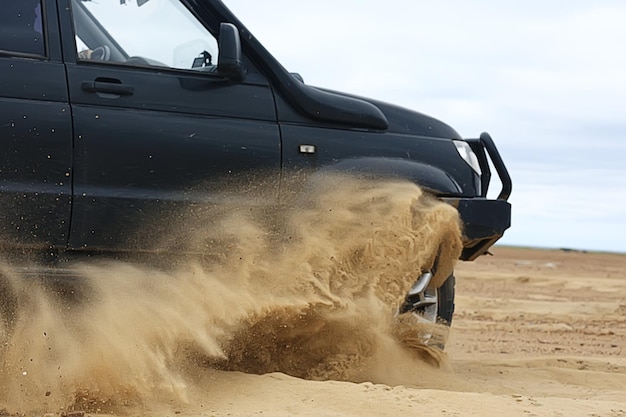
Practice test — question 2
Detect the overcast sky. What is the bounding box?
[222,0,626,253]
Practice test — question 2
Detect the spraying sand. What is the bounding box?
[2,177,624,417]
[1,175,462,413]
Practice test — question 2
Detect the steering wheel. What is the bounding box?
[91,45,111,61]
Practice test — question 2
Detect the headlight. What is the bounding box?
[453,140,482,176]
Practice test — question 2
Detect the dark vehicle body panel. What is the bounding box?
[63,63,280,250]
[0,0,511,263]
[0,50,72,247]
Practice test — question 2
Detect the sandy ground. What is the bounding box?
[1,181,625,417]
[167,246,626,417]
[133,246,626,416]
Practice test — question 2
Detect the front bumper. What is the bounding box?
[444,197,511,261]
[445,132,512,261]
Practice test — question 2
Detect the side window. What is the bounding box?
[0,0,45,56]
[71,0,219,71]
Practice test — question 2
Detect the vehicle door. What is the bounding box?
[0,0,72,251]
[58,0,280,252]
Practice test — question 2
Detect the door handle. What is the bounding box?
[81,80,134,96]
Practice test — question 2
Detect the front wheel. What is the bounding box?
[398,274,456,350]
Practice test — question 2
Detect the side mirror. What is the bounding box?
[217,23,245,81]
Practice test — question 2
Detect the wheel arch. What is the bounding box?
[318,157,464,196]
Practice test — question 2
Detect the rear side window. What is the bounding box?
[0,0,45,56]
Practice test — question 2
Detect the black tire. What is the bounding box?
[436,274,456,325]
[423,274,456,350]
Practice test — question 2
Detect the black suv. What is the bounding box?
[1,0,511,339]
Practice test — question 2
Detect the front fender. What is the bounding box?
[320,157,463,196]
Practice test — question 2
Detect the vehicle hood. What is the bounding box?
[367,97,463,139]
[319,87,463,139]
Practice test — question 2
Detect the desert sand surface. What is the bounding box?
[1,179,624,416]
[182,246,626,417]
[175,247,626,417]
[2,246,624,417]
